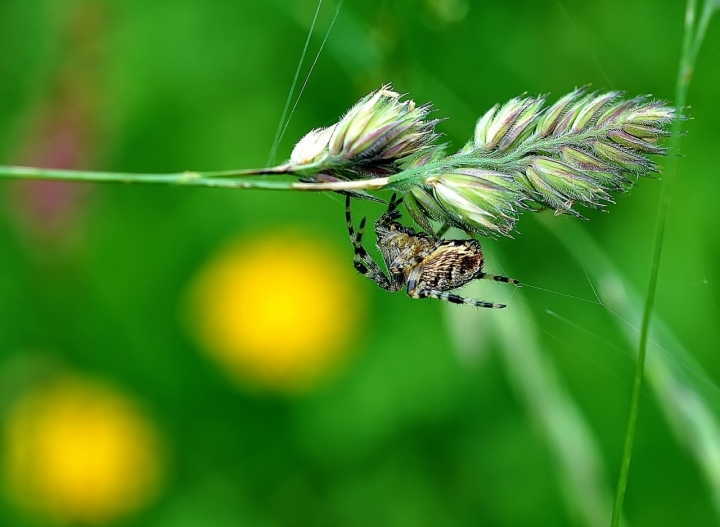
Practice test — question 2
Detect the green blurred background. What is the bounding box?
[1,0,719,525]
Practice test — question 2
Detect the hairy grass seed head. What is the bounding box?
[287,86,676,237]
[290,85,441,175]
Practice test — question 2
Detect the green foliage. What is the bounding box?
[0,0,719,526]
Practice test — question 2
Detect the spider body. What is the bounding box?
[345,194,519,308]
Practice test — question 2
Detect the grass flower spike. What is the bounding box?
[284,85,676,237]
[290,85,441,177]
[420,89,675,235]
[419,169,525,236]
[286,86,674,237]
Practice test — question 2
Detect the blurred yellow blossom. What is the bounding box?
[189,230,362,392]
[2,376,163,524]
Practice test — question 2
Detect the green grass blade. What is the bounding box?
[445,281,614,527]
[542,216,720,519]
[610,1,717,525]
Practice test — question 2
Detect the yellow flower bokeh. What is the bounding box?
[2,376,163,524]
[189,230,363,392]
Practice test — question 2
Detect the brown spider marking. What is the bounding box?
[345,194,520,308]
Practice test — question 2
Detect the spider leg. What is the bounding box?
[405,264,506,308]
[376,193,404,228]
[345,195,402,291]
[406,285,506,309]
[388,192,403,211]
[478,272,521,286]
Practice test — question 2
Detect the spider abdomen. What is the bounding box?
[411,241,484,291]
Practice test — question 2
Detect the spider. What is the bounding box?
[345,193,519,308]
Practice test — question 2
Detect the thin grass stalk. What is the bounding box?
[0,165,395,192]
[541,215,720,517]
[611,1,717,525]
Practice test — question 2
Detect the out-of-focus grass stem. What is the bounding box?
[611,1,717,525]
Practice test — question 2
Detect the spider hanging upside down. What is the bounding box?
[345,194,520,308]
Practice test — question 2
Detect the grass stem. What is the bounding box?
[610,1,716,525]
[0,165,395,192]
